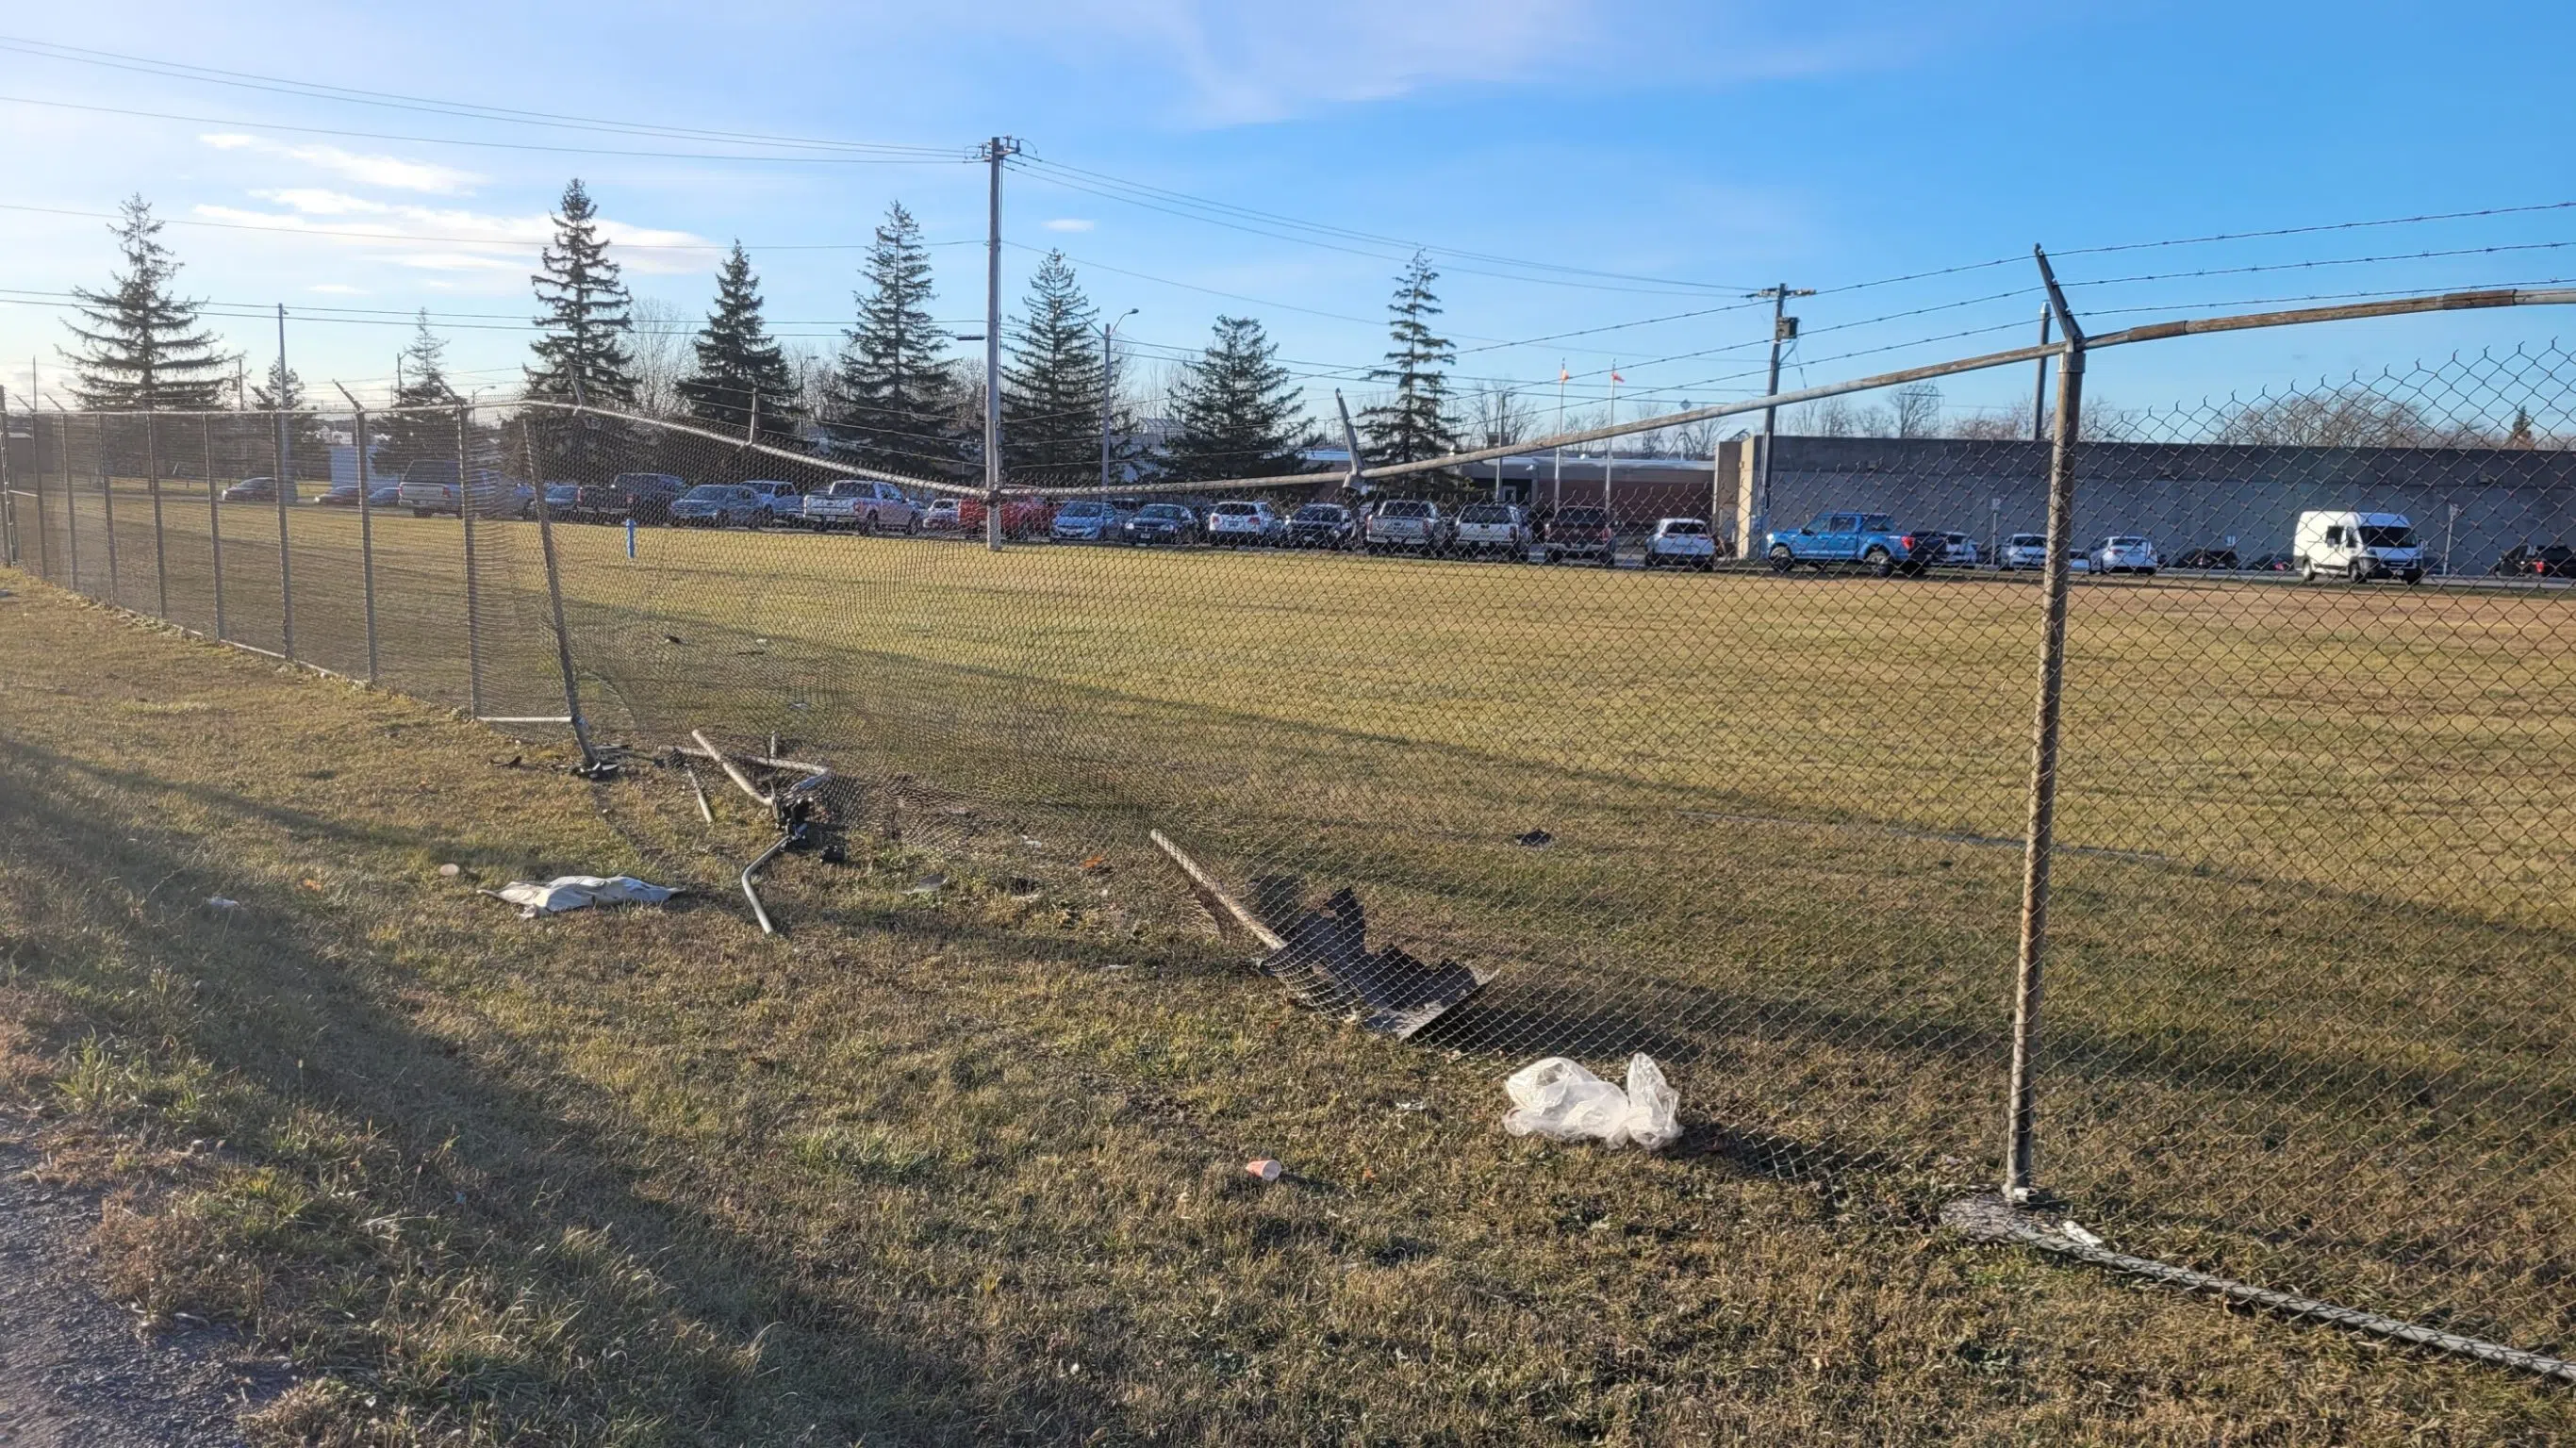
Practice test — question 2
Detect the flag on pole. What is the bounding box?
[1610,369,1625,384]
[1558,365,1571,383]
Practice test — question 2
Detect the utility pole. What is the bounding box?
[2031,307,2054,443]
[1100,307,1136,491]
[981,135,1019,551]
[1551,361,1568,512]
[1746,284,1814,551]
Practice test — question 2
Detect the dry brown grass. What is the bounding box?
[3,575,2573,1443]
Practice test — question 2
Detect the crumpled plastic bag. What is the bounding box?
[493,875,675,918]
[1502,1054,1682,1151]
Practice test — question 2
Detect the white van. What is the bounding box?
[2293,511,2425,584]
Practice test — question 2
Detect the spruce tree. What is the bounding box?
[999,251,1107,481]
[1358,250,1461,479]
[1162,315,1310,483]
[524,178,638,409]
[825,203,965,477]
[677,242,800,439]
[249,355,330,478]
[376,312,463,474]
[60,195,229,410]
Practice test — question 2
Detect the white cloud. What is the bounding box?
[1044,218,1097,232]
[190,194,714,275]
[196,132,485,194]
[307,283,369,295]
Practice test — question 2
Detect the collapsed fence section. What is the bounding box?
[6,289,2576,1381]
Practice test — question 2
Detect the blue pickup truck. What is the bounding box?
[1766,510,1946,577]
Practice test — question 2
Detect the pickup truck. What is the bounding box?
[1454,502,1531,559]
[1363,500,1453,555]
[799,478,920,533]
[568,472,687,525]
[1765,510,1945,577]
[394,461,532,519]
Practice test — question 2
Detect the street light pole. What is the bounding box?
[1100,307,1136,491]
[981,136,1019,551]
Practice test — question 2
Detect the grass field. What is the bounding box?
[7,584,2576,1443]
[11,475,2576,1367]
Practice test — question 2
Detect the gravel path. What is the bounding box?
[0,1130,288,1447]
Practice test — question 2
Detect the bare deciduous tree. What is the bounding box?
[1891,382,1942,439]
[627,296,690,418]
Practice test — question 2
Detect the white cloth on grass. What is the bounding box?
[495,875,675,917]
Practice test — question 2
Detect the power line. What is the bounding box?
[0,202,982,254]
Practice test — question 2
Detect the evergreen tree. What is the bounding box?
[375,312,463,474]
[677,242,799,439]
[60,195,229,410]
[1358,251,1461,479]
[524,178,637,408]
[2507,405,2536,449]
[826,203,965,477]
[999,251,1107,481]
[1162,315,1310,483]
[250,355,330,478]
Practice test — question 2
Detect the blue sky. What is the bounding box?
[4,0,2573,435]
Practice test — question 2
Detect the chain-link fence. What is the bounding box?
[5,292,2572,1381]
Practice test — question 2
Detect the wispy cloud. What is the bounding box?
[307,283,369,294]
[191,191,714,275]
[199,132,485,194]
[1043,218,1096,232]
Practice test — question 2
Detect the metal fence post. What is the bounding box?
[98,415,120,604]
[146,413,168,618]
[0,385,15,569]
[355,405,379,683]
[35,410,54,581]
[58,405,78,592]
[458,404,483,716]
[204,415,225,642]
[274,407,296,661]
[2004,247,2087,1201]
[522,419,601,769]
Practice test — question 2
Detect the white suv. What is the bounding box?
[2092,535,2158,575]
[2000,534,2050,569]
[1204,500,1282,547]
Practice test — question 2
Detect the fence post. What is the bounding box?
[0,385,15,569]
[147,413,168,617]
[2004,247,2086,1202]
[204,416,225,642]
[36,410,55,581]
[274,407,296,662]
[58,406,79,592]
[355,405,379,683]
[99,415,120,604]
[458,404,483,716]
[521,419,601,769]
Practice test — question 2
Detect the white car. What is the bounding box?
[2092,535,2158,574]
[1931,532,1979,568]
[921,497,966,531]
[2000,533,2050,569]
[1204,500,1283,547]
[1642,517,1718,570]
[801,478,921,533]
[1453,502,1531,559]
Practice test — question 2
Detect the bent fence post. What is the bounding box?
[2004,246,2087,1200]
[521,419,601,769]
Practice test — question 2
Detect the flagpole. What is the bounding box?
[1551,363,1567,512]
[1603,365,1618,512]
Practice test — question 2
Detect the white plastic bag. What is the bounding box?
[493,874,675,918]
[1623,1054,1682,1151]
[1502,1054,1682,1150]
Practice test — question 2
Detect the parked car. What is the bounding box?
[569,472,688,525]
[1121,502,1200,546]
[2244,551,2294,573]
[1050,499,1129,542]
[2171,547,2239,570]
[1642,517,1718,571]
[1544,505,1617,566]
[1928,531,1979,568]
[801,478,921,533]
[312,481,368,507]
[744,480,804,523]
[922,497,966,531]
[1999,533,2050,569]
[540,483,580,514]
[958,496,1056,539]
[1765,511,1943,577]
[366,485,402,509]
[2294,510,2423,584]
[221,476,280,503]
[669,484,766,528]
[2092,535,2159,574]
[1364,499,1454,555]
[1285,502,1358,550]
[2067,551,2093,573]
[395,460,460,517]
[1205,500,1285,547]
[1454,502,1532,559]
[2494,543,2576,578]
